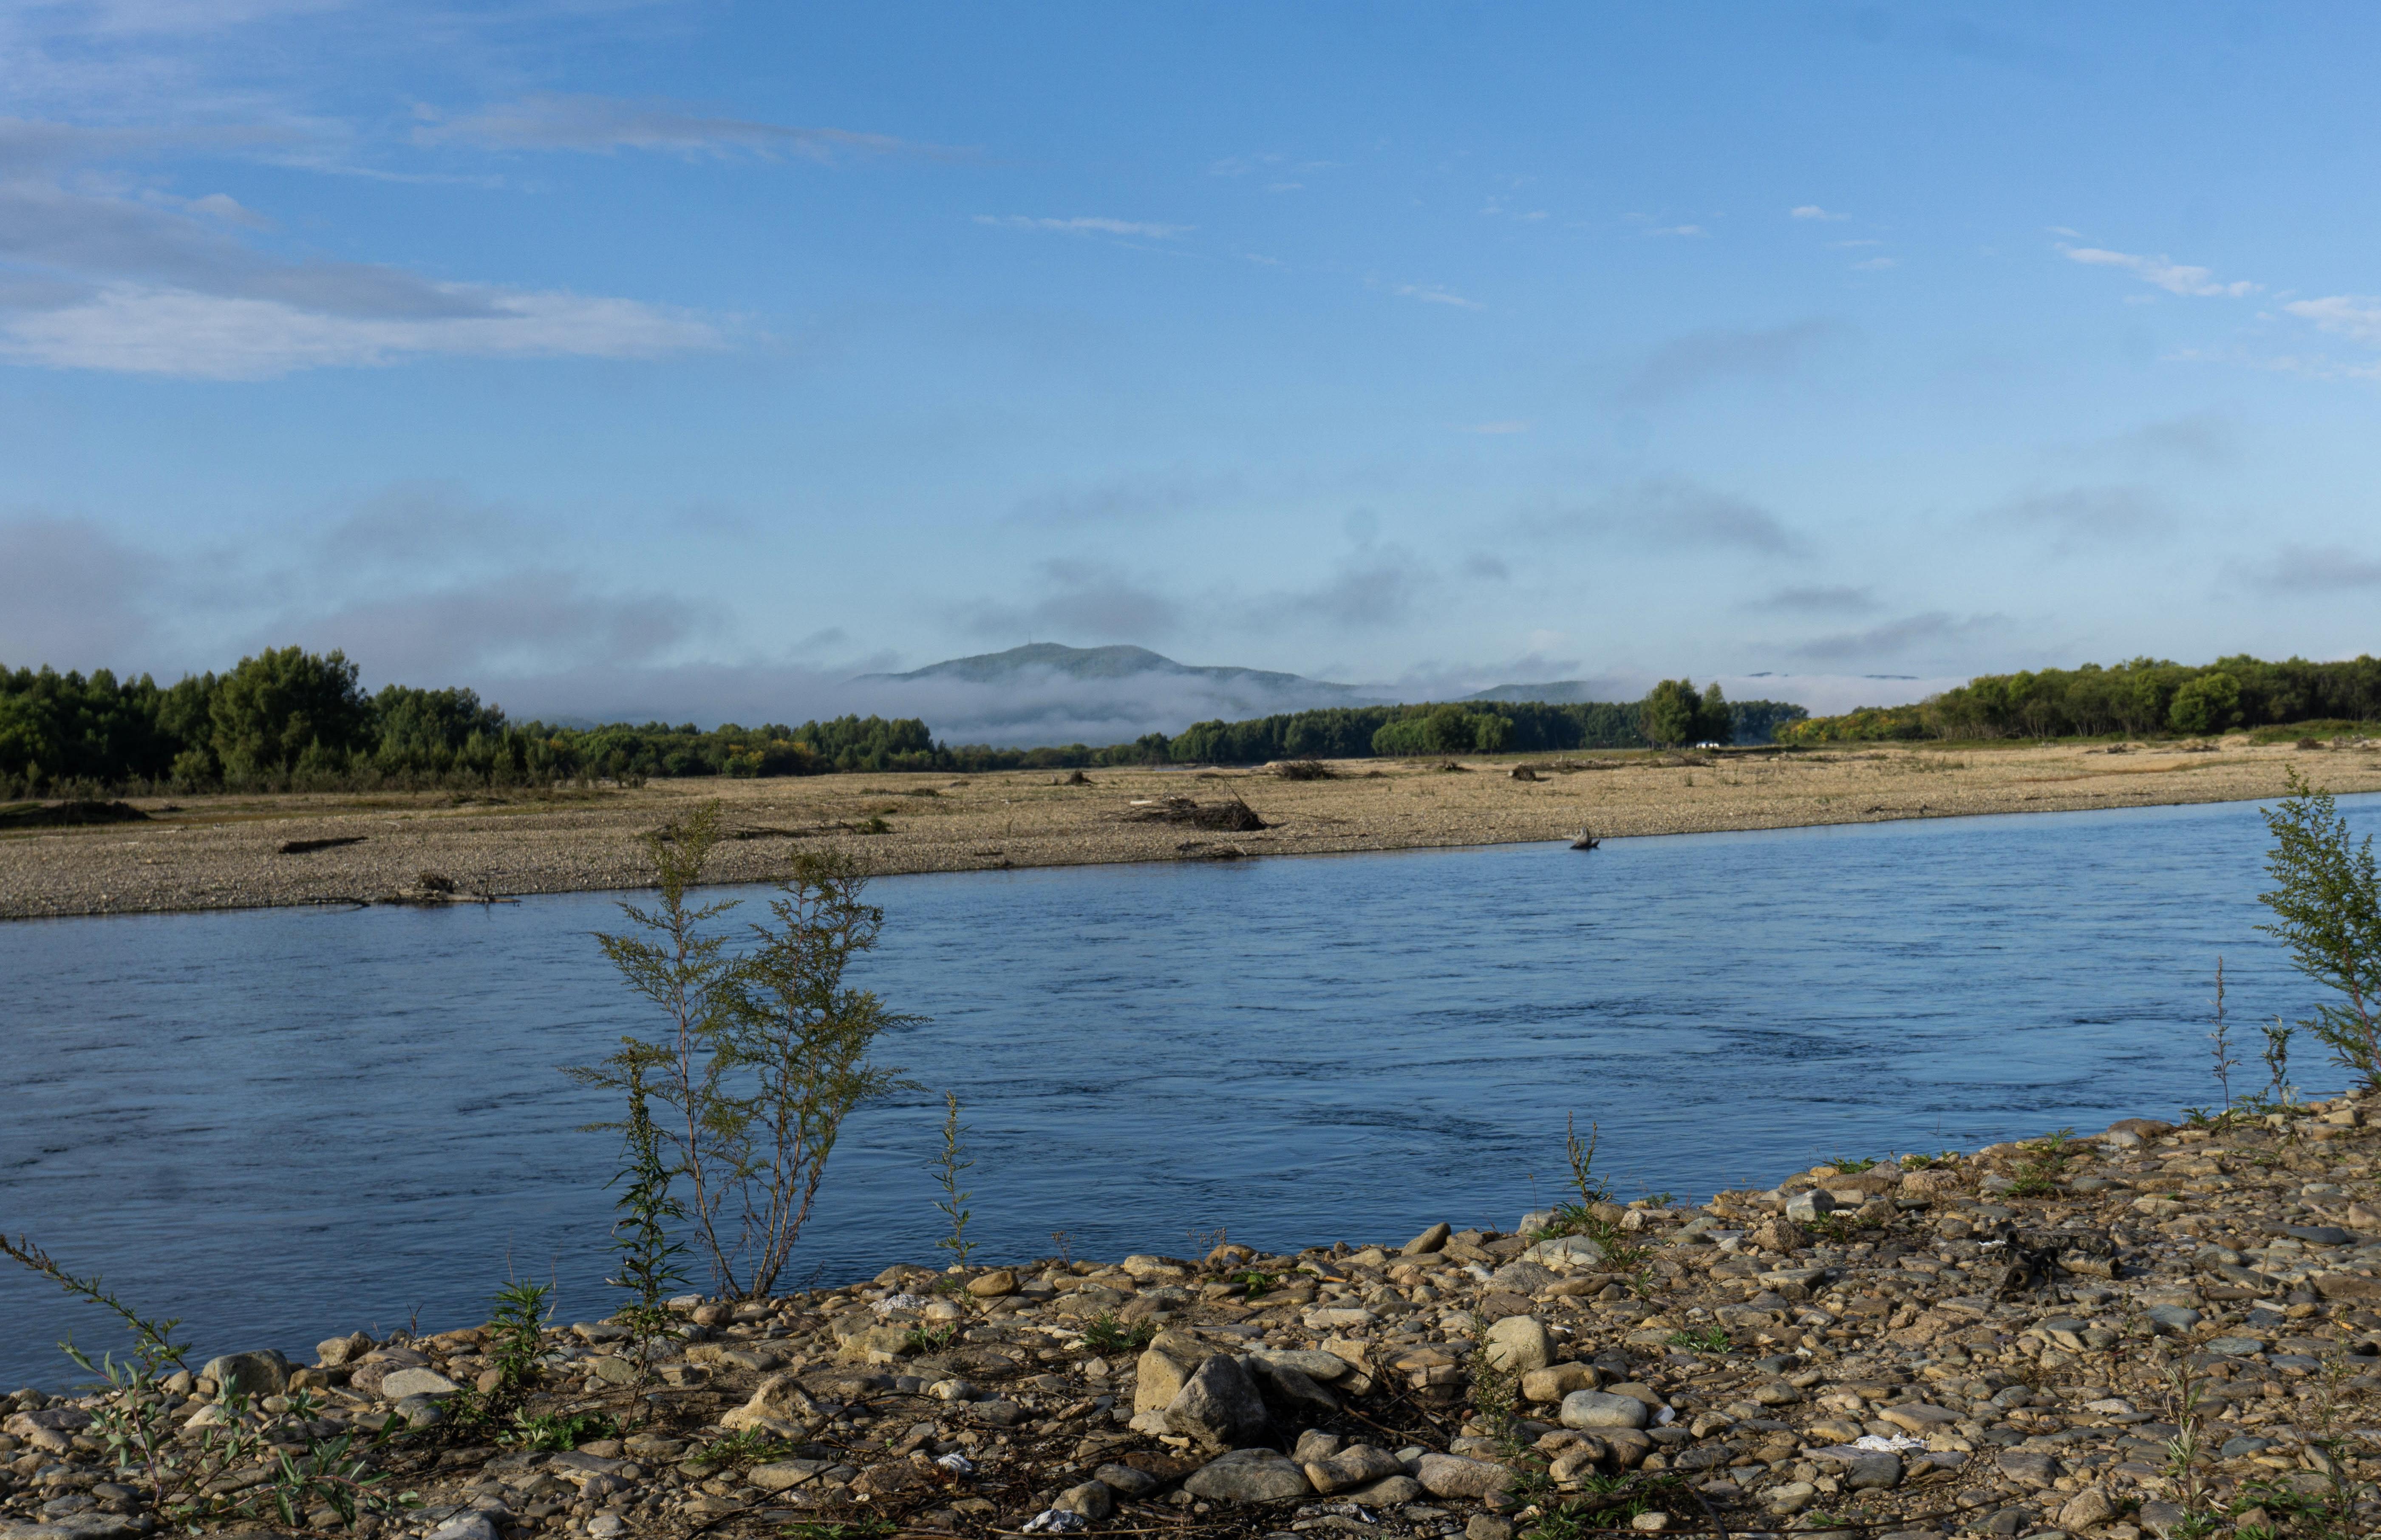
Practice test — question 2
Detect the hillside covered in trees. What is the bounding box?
[1778,654,2381,744]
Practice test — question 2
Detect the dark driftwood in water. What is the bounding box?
[279,835,366,855]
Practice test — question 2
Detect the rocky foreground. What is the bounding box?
[11,1098,2381,1540]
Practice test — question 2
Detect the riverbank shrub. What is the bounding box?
[2259,772,2381,1091]
[571,805,917,1298]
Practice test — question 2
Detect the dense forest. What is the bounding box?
[0,648,1809,796]
[1778,654,2381,744]
[1166,691,1807,764]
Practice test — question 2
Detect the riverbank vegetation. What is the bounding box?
[0,647,1807,795]
[1778,653,2381,745]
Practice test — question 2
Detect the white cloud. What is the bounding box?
[1851,256,1897,271]
[974,215,1192,238]
[2282,295,2381,347]
[0,283,719,379]
[2059,243,2256,297]
[415,93,960,164]
[1645,224,1706,238]
[1790,205,1846,221]
[1387,283,1482,310]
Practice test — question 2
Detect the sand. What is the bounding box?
[4,736,2377,920]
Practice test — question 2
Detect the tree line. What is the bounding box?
[0,648,1809,798]
[1776,653,2381,745]
[0,648,946,798]
[1166,685,1805,764]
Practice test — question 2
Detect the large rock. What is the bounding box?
[200,1350,291,1398]
[1522,1362,1600,1402]
[722,1374,827,1438]
[1404,1223,1451,1255]
[314,1333,372,1368]
[423,1517,500,1540]
[1348,1474,1427,1504]
[378,1367,459,1400]
[2056,1487,2114,1531]
[1248,1356,1339,1418]
[1302,1444,1404,1494]
[967,1269,1019,1297]
[1094,1463,1163,1498]
[1484,1316,1554,1373]
[1165,1355,1271,1449]
[1489,1260,1563,1295]
[1996,1449,2061,1488]
[1134,1345,1200,1414]
[1783,1189,1836,1223]
[1415,1452,1513,1500]
[1247,1349,1350,1381]
[1181,1449,1312,1503]
[1520,1235,1605,1267]
[1561,1389,1649,1430]
[1055,1481,1114,1520]
[749,1460,830,1492]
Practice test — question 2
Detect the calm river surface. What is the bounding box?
[4,795,2374,1388]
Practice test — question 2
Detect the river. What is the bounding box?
[3,794,2370,1388]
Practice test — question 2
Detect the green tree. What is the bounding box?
[208,648,371,783]
[1640,679,1703,747]
[1424,704,1476,755]
[2169,671,2242,735]
[1696,682,1734,746]
[2258,772,2381,1089]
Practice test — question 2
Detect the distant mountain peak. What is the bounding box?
[860,643,1358,694]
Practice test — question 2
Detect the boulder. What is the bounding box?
[1302,1444,1405,1494]
[1054,1481,1114,1520]
[1561,1389,1650,1430]
[1094,1463,1163,1498]
[314,1333,372,1368]
[967,1269,1019,1297]
[199,1350,291,1399]
[1783,1189,1836,1224]
[1165,1355,1270,1449]
[1134,1345,1200,1413]
[721,1374,827,1438]
[1404,1223,1451,1255]
[1415,1452,1513,1499]
[1521,1362,1600,1402]
[2056,1487,2114,1532]
[1248,1356,1339,1418]
[378,1367,459,1400]
[1181,1448,1312,1503]
[1484,1316,1554,1373]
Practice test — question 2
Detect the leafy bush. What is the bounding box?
[2259,773,2381,1089]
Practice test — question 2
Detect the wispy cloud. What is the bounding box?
[2254,544,2381,592]
[2059,243,2256,297]
[0,119,725,377]
[1386,282,1482,310]
[1756,584,1879,614]
[1518,478,1808,557]
[2282,295,2381,347]
[975,215,1192,238]
[1981,484,2171,544]
[1625,319,1854,402]
[1644,224,1706,238]
[1851,256,1897,271]
[1788,611,2003,664]
[415,93,965,163]
[1790,204,1846,221]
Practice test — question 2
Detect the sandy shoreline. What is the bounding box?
[4,737,2377,921]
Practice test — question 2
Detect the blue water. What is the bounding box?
[3,794,2373,1390]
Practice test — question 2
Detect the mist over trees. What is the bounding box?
[1779,654,2381,745]
[62,643,2379,795]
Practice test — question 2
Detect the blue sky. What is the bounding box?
[4,1,2379,729]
